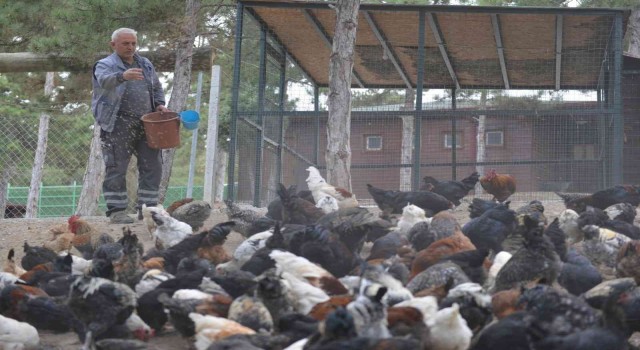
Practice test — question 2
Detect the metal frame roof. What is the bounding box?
[240,0,629,90]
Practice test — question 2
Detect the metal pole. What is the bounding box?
[277,50,287,185]
[254,25,267,207]
[611,13,623,185]
[227,2,244,202]
[187,71,204,198]
[314,85,320,165]
[413,10,426,190]
[451,87,457,180]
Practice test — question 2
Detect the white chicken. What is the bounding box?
[58,252,92,276]
[141,204,170,238]
[427,303,473,350]
[559,209,582,243]
[280,271,330,314]
[316,195,340,214]
[484,251,512,291]
[394,296,439,325]
[217,230,273,274]
[151,212,193,249]
[396,204,431,239]
[270,250,334,286]
[134,269,175,298]
[189,313,256,350]
[0,314,40,350]
[306,166,358,209]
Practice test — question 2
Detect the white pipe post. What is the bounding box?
[186,72,204,198]
[203,65,221,203]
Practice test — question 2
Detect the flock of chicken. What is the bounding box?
[2,166,640,350]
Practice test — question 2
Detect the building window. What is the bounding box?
[573,144,596,160]
[486,131,504,146]
[444,132,463,149]
[366,135,383,151]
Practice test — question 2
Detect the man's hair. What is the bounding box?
[111,28,137,41]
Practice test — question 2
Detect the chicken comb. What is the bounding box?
[68,215,81,225]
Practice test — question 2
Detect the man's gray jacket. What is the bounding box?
[91,52,165,132]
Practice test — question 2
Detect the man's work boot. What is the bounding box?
[110,211,134,224]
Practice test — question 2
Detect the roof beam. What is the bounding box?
[363,11,413,90]
[302,9,366,88]
[427,12,460,90]
[555,15,563,91]
[491,14,510,89]
[245,7,318,87]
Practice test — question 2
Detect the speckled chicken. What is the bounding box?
[493,214,561,293]
[168,199,212,232]
[224,200,273,238]
[518,284,600,340]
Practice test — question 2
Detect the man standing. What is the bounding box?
[91,28,169,223]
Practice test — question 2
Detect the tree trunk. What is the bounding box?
[158,0,201,203]
[0,49,213,73]
[475,90,487,195]
[0,165,15,219]
[76,122,105,216]
[25,72,54,218]
[214,145,228,202]
[400,89,414,191]
[126,155,139,212]
[326,0,360,190]
[629,9,640,56]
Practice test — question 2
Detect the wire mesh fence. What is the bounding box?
[229,2,636,207]
[0,109,215,218]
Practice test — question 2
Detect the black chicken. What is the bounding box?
[145,221,234,275]
[315,207,389,255]
[557,184,640,213]
[21,242,58,271]
[67,276,137,350]
[420,171,480,206]
[276,183,324,225]
[468,198,500,219]
[493,215,561,293]
[366,183,453,217]
[462,203,516,254]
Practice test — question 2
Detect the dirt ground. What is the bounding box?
[0,197,588,349]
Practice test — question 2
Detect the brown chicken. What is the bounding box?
[43,224,74,253]
[3,249,26,276]
[616,240,640,283]
[409,212,476,280]
[480,169,516,203]
[68,215,114,259]
[0,284,48,320]
[491,288,523,319]
[308,295,353,321]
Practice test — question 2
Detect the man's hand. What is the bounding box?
[123,68,144,81]
[156,105,169,113]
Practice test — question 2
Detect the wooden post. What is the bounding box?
[326,0,360,190]
[76,122,105,216]
[25,72,54,218]
[204,64,222,203]
[628,9,640,57]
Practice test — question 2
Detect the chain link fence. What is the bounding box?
[1,107,214,218]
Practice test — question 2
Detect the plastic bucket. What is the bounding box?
[141,112,181,149]
[180,110,200,130]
